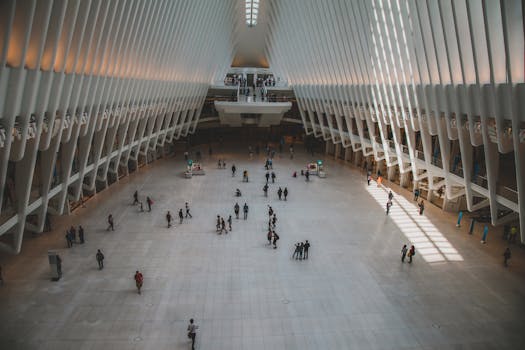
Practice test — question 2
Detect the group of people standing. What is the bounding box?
[292,241,310,260]
[65,225,85,247]
[401,244,416,263]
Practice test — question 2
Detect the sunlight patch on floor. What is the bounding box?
[366,183,464,263]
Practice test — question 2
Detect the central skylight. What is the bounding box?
[245,0,259,27]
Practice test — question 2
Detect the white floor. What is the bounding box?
[1,146,525,350]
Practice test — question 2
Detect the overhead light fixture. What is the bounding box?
[246,0,259,27]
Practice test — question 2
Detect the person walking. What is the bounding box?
[305,170,310,181]
[265,172,270,183]
[185,202,192,218]
[407,245,415,263]
[107,214,114,231]
[134,270,143,294]
[272,214,277,227]
[414,188,420,201]
[271,172,276,183]
[401,244,408,262]
[216,215,221,232]
[228,215,232,231]
[298,242,304,260]
[303,240,310,259]
[231,164,236,177]
[56,255,62,278]
[263,184,268,197]
[234,203,240,219]
[78,225,85,244]
[503,247,511,267]
[277,187,283,200]
[178,209,184,224]
[65,230,73,248]
[386,199,393,215]
[243,203,249,220]
[70,226,77,242]
[377,175,383,187]
[221,217,227,234]
[267,230,273,245]
[187,318,198,350]
[418,200,425,215]
[166,211,172,228]
[388,191,394,201]
[268,206,274,217]
[272,232,280,249]
[283,187,288,201]
[133,190,139,205]
[509,226,518,243]
[96,249,104,270]
[146,197,153,212]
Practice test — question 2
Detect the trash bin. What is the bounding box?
[48,251,61,281]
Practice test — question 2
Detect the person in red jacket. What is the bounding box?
[134,270,143,294]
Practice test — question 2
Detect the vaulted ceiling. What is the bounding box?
[0,0,525,254]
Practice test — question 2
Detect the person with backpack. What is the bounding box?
[96,249,104,270]
[408,245,416,263]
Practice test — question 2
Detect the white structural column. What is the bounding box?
[0,0,240,253]
[265,0,525,243]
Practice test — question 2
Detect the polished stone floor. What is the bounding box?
[1,145,525,350]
